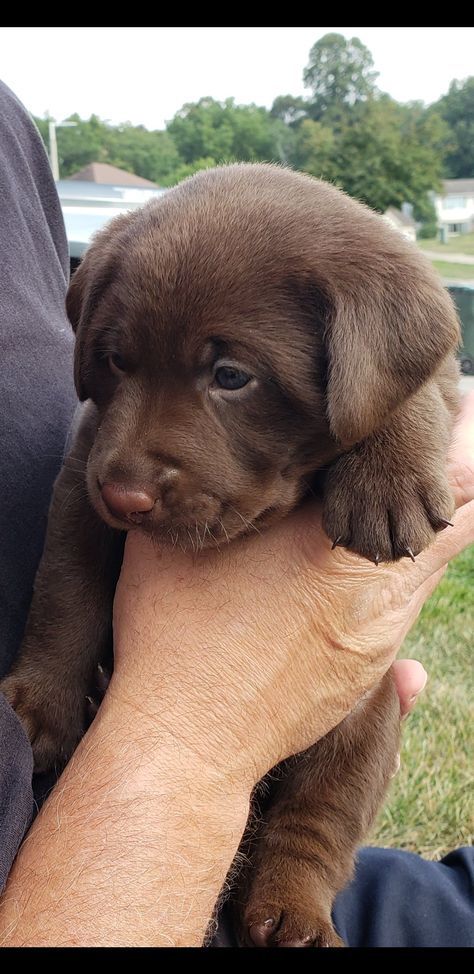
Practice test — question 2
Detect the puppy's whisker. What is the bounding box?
[207,526,221,550]
[58,482,88,516]
[44,453,87,466]
[229,505,261,536]
[170,529,179,550]
[195,520,204,552]
[66,455,88,465]
[65,466,87,475]
[218,517,230,545]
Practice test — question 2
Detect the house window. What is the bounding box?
[445,196,466,208]
[448,223,464,233]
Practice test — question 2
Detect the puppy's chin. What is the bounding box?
[141,504,292,552]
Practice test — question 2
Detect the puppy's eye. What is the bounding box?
[108,353,127,376]
[214,366,251,390]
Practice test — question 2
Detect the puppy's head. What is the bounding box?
[67,164,460,549]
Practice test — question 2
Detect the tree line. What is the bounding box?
[33,34,474,234]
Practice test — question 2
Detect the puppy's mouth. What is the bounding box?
[89,481,277,551]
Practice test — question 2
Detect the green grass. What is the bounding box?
[430,261,474,281]
[419,232,474,256]
[372,544,474,858]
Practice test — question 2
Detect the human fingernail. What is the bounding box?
[411,670,428,701]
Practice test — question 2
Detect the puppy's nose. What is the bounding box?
[100,483,156,524]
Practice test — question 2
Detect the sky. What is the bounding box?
[0,27,472,130]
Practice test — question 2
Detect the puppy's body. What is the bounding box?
[1,164,460,947]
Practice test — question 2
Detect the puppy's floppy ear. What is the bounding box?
[65,216,128,401]
[65,263,84,336]
[322,246,461,446]
[66,255,104,401]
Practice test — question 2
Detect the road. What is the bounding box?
[422,250,474,265]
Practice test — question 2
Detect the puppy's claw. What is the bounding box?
[438,518,454,529]
[374,552,381,566]
[331,535,342,550]
[86,664,112,725]
[86,694,98,721]
[96,663,111,697]
[405,546,416,563]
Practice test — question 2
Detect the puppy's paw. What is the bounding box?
[0,673,86,774]
[244,908,343,948]
[323,452,454,563]
[238,863,343,947]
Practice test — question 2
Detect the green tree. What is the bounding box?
[105,124,180,185]
[166,97,284,166]
[430,78,474,178]
[303,33,379,122]
[270,94,308,127]
[165,157,218,186]
[329,96,446,218]
[289,119,336,181]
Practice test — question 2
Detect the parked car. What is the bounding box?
[447,284,474,374]
[57,180,166,273]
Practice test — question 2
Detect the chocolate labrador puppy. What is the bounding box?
[1,164,460,947]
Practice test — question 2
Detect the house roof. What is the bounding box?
[384,205,416,227]
[442,178,474,196]
[68,162,158,187]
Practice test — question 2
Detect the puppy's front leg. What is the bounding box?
[322,378,456,563]
[0,412,123,773]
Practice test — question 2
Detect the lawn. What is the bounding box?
[419,232,474,256]
[431,261,474,282]
[372,543,474,858]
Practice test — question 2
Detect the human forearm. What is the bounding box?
[0,693,249,947]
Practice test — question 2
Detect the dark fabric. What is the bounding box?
[0,78,77,679]
[332,846,474,947]
[0,694,33,892]
[0,77,77,887]
[0,78,472,946]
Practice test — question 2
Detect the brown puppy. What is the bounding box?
[1,164,460,947]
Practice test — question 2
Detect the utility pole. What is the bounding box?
[48,120,77,181]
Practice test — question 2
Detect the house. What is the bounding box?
[57,164,166,266]
[68,162,159,188]
[433,179,474,236]
[383,205,417,242]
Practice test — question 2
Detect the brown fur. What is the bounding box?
[0,164,460,947]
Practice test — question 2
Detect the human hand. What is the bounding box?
[112,393,474,790]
